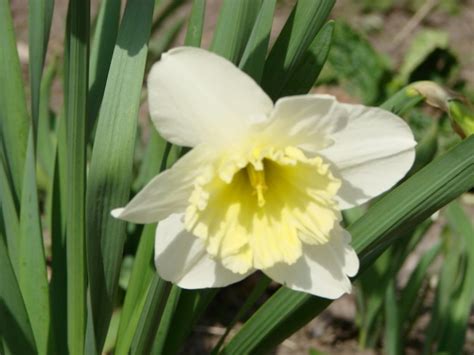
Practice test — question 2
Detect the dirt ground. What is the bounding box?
[9,0,474,354]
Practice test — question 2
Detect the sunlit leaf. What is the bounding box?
[262,0,335,100]
[85,0,155,351]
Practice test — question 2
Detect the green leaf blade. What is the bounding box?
[0,229,36,355]
[130,277,172,355]
[262,0,335,100]
[0,217,37,355]
[0,157,20,270]
[85,0,156,351]
[211,0,262,64]
[0,0,29,204]
[64,0,90,352]
[115,224,156,354]
[278,20,334,97]
[383,280,401,355]
[48,112,68,355]
[239,0,276,82]
[18,135,51,355]
[436,202,474,353]
[150,285,182,354]
[28,0,54,137]
[36,61,57,183]
[398,242,440,328]
[184,0,206,48]
[87,0,121,137]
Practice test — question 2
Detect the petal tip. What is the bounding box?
[111,208,125,219]
[346,258,360,278]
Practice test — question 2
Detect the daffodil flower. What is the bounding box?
[112,47,416,299]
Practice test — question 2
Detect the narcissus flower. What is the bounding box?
[112,47,416,299]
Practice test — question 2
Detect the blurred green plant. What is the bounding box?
[318,21,390,105]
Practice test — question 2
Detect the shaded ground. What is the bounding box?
[332,0,474,91]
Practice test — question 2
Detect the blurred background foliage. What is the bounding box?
[3,0,473,354]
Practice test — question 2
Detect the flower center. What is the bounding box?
[184,146,342,274]
[246,163,267,207]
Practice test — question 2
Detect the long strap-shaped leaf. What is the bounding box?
[223,136,474,354]
[87,0,121,138]
[211,0,262,63]
[423,215,464,354]
[130,278,172,355]
[384,279,400,355]
[0,0,29,210]
[238,0,276,83]
[398,241,441,336]
[160,288,219,354]
[49,114,69,355]
[85,0,155,352]
[28,0,54,139]
[0,155,20,269]
[36,61,57,185]
[1,148,39,354]
[212,275,272,354]
[435,202,474,353]
[150,285,182,354]
[0,1,51,353]
[184,0,205,47]
[114,224,156,354]
[278,20,334,98]
[64,0,90,353]
[115,140,174,355]
[261,0,335,100]
[0,229,36,354]
[18,134,51,355]
[21,3,54,349]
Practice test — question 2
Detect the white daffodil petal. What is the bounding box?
[328,228,359,278]
[263,227,358,299]
[264,95,349,152]
[155,214,253,288]
[147,47,273,148]
[112,145,214,224]
[320,104,416,209]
